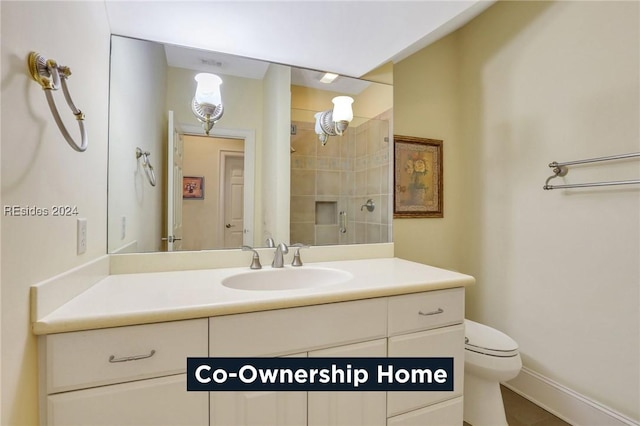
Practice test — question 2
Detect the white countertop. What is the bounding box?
[33,258,474,335]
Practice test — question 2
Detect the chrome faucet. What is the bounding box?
[241,245,262,270]
[271,242,289,268]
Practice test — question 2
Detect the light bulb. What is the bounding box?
[331,96,353,122]
[194,73,222,107]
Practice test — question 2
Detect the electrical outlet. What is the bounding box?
[121,216,126,240]
[77,218,87,255]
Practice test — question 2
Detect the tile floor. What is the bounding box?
[463,385,571,426]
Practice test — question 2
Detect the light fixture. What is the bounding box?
[319,72,339,84]
[191,73,224,136]
[27,52,88,152]
[314,96,354,145]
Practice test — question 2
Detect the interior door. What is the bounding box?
[166,111,184,251]
[222,153,245,248]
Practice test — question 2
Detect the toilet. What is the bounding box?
[464,319,522,426]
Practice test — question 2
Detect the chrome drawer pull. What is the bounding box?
[108,349,156,363]
[418,308,444,316]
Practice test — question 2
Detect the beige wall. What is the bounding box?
[167,65,293,245]
[394,32,465,270]
[291,83,393,126]
[261,64,291,244]
[167,66,264,135]
[394,1,639,420]
[182,135,244,250]
[0,2,111,424]
[108,36,167,253]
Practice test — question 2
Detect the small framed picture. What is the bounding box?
[393,135,443,218]
[183,176,204,199]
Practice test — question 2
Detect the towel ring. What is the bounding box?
[28,52,88,152]
[136,148,157,187]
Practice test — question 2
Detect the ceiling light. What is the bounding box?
[319,72,339,84]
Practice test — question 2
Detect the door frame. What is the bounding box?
[166,111,183,252]
[179,124,255,247]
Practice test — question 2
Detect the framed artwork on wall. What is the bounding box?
[183,176,204,200]
[393,135,443,218]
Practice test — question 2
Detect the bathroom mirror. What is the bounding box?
[107,35,393,254]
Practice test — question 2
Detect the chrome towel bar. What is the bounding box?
[543,152,640,190]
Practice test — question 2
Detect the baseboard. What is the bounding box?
[504,367,638,426]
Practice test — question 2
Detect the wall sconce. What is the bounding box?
[27,52,88,152]
[314,96,354,145]
[191,73,224,136]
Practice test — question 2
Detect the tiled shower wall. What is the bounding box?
[290,110,392,245]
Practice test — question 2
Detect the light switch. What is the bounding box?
[77,218,87,254]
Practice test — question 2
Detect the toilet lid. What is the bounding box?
[464,319,519,357]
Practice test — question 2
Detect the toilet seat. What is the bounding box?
[465,319,519,357]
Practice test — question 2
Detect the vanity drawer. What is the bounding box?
[43,319,208,394]
[387,288,464,336]
[210,298,387,356]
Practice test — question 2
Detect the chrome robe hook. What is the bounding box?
[28,52,88,152]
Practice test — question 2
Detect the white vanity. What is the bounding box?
[32,257,474,426]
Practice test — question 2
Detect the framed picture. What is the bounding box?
[393,135,443,218]
[183,176,204,199]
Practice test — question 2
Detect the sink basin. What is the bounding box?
[222,267,353,291]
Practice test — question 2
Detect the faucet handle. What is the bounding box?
[241,245,262,270]
[291,243,310,267]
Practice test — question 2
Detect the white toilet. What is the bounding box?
[464,319,522,426]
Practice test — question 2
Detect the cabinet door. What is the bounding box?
[308,339,387,426]
[387,324,464,417]
[47,374,207,426]
[210,391,307,426]
[387,396,463,426]
[210,353,307,426]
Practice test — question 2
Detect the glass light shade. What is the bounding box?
[314,112,324,135]
[194,73,222,106]
[331,96,354,122]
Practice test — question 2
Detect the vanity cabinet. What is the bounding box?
[209,287,464,426]
[39,319,209,426]
[307,339,387,426]
[46,375,207,426]
[39,287,464,426]
[209,298,387,426]
[209,352,308,426]
[386,289,465,421]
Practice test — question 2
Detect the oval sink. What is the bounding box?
[222,267,353,291]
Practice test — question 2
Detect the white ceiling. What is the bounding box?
[164,41,375,94]
[164,44,271,79]
[105,1,495,79]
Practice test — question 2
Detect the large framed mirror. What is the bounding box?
[107,35,393,254]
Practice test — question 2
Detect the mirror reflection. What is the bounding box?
[107,35,393,254]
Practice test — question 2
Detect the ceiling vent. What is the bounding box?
[200,58,223,68]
